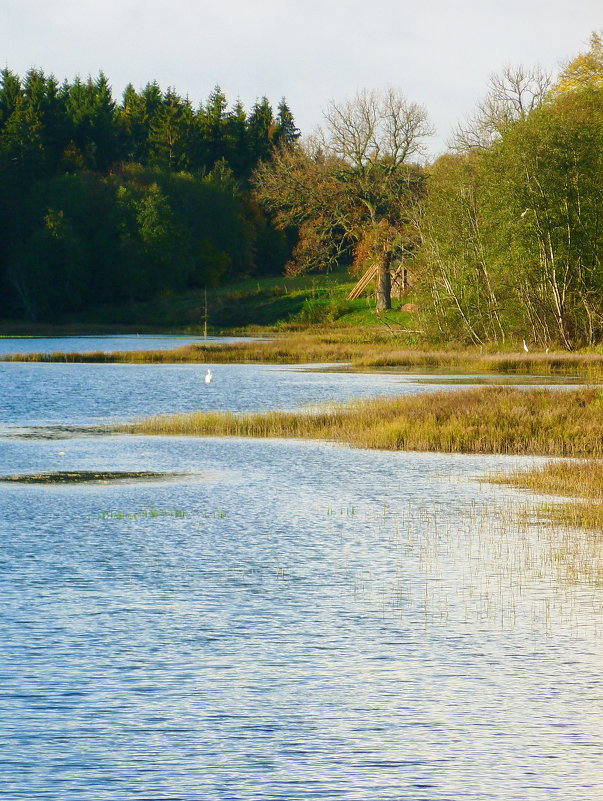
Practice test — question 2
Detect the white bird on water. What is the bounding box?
[205,368,213,384]
[523,339,529,353]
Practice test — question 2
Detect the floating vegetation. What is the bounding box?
[0,425,110,440]
[92,508,226,520]
[1,470,180,484]
[94,508,188,520]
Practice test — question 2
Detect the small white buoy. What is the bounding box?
[205,368,213,384]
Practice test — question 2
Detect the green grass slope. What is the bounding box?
[1,270,418,334]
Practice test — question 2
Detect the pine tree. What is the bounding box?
[0,69,22,127]
[224,98,249,177]
[198,85,228,168]
[60,73,119,171]
[274,98,300,146]
[247,96,274,164]
[148,88,193,170]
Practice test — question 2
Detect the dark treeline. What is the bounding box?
[0,69,300,321]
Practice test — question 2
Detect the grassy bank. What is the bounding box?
[122,385,603,530]
[120,386,603,458]
[493,460,603,529]
[0,270,396,333]
[5,328,603,377]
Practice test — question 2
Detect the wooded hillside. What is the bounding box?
[0,72,299,321]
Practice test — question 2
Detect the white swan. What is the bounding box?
[205,368,213,384]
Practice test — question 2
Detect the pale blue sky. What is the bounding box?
[1,0,601,154]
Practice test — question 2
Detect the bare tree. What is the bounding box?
[322,88,433,169]
[451,65,551,152]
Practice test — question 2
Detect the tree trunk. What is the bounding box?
[375,257,391,312]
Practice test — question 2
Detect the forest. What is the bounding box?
[418,35,603,349]
[255,33,603,350]
[0,72,299,321]
[2,33,603,349]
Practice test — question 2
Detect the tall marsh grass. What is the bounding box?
[5,329,603,376]
[121,386,603,458]
[493,459,603,529]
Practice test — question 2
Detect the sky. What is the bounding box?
[1,0,601,155]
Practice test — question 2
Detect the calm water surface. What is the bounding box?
[0,334,266,355]
[0,360,601,800]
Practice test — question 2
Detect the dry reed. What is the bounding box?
[493,459,603,529]
[5,329,603,376]
[121,386,603,458]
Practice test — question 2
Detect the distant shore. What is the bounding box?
[3,328,603,379]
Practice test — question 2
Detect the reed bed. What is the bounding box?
[121,386,603,458]
[493,459,603,529]
[494,459,603,498]
[5,329,603,376]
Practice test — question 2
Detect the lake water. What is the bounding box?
[0,334,267,355]
[0,355,601,800]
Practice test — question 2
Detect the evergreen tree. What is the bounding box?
[0,69,22,127]
[274,98,300,146]
[0,66,298,322]
[60,73,119,171]
[198,85,229,168]
[247,96,274,164]
[224,98,250,176]
[148,88,193,170]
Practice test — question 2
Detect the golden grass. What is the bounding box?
[4,328,603,376]
[120,386,603,458]
[494,459,603,498]
[493,459,603,529]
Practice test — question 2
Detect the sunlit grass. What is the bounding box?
[492,459,603,529]
[5,328,603,376]
[121,386,603,458]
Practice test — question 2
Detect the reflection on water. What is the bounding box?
[324,363,588,384]
[0,360,602,800]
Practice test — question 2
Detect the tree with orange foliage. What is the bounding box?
[253,89,431,311]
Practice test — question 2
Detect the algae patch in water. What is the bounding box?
[94,508,188,520]
[1,425,110,440]
[1,470,180,484]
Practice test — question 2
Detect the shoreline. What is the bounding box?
[117,385,603,530]
[2,330,603,377]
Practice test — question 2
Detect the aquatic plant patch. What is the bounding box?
[491,459,603,530]
[0,470,181,484]
[94,508,188,519]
